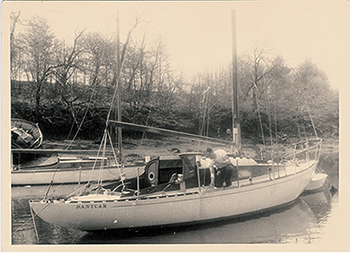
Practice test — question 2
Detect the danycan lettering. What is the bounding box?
[76,203,107,209]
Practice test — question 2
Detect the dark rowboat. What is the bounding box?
[11,118,43,149]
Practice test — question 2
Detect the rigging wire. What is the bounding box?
[97,129,108,186]
[12,201,52,240]
[30,205,39,242]
[87,130,106,184]
[65,84,98,150]
[134,114,150,158]
[106,130,125,188]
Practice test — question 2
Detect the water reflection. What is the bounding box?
[78,191,329,244]
[11,186,336,245]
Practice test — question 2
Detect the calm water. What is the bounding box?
[11,152,339,245]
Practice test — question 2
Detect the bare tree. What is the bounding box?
[10,11,21,80]
[51,30,85,97]
[50,30,86,128]
[79,32,117,101]
[292,59,334,136]
[241,44,278,144]
[20,16,58,121]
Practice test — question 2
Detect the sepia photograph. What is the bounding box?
[2,0,349,251]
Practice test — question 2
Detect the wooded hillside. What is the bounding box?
[10,13,339,143]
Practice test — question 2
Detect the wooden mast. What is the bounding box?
[116,12,122,161]
[232,10,241,155]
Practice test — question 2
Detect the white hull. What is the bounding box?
[12,165,143,186]
[30,160,317,231]
[304,173,327,191]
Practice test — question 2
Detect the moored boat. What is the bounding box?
[304,172,328,192]
[11,118,43,149]
[12,155,144,186]
[29,137,322,231]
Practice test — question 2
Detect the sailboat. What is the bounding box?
[11,149,143,186]
[11,132,144,186]
[29,125,321,231]
[29,11,322,232]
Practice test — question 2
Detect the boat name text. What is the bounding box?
[76,204,107,209]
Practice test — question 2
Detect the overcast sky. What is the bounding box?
[3,1,350,89]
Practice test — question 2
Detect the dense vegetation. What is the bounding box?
[10,13,338,143]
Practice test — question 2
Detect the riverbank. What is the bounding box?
[41,136,338,160]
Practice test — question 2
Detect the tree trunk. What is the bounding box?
[34,82,42,122]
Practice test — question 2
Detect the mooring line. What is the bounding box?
[12,201,51,242]
[30,205,39,242]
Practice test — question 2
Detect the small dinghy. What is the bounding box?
[305,173,328,192]
[11,118,43,149]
